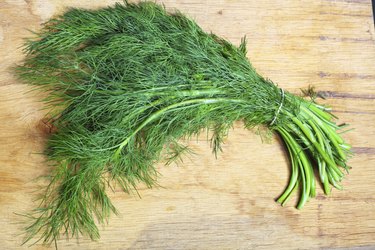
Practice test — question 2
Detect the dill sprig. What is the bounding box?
[17,1,352,246]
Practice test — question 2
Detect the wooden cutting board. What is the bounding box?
[1,0,374,249]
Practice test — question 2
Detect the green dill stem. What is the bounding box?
[300,105,346,159]
[318,158,331,195]
[286,111,339,172]
[327,169,343,190]
[276,126,311,208]
[113,97,245,158]
[276,128,299,204]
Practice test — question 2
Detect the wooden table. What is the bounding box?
[1,0,374,249]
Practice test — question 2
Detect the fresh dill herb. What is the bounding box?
[17,1,352,246]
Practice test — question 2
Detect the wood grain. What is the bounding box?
[1,0,374,249]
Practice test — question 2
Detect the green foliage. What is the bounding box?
[17,1,351,246]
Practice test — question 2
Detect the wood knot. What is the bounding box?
[37,117,57,135]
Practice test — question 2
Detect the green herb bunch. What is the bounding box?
[17,1,351,246]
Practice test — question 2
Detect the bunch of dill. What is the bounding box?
[17,1,351,246]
